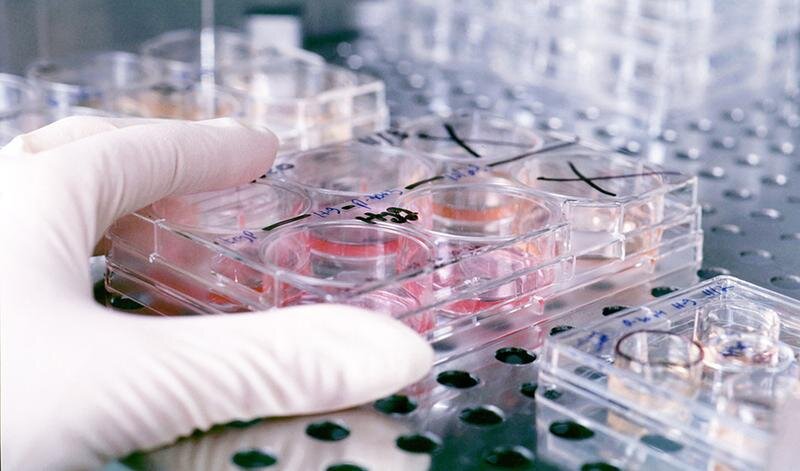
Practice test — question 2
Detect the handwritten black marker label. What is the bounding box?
[357,129,409,147]
[356,207,419,225]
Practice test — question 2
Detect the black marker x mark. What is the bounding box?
[443,123,482,158]
[537,163,682,197]
[416,132,532,149]
[567,161,616,196]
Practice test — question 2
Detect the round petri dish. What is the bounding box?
[140,28,323,81]
[259,220,436,331]
[694,300,793,373]
[399,183,560,316]
[110,81,244,120]
[511,150,668,255]
[140,28,250,81]
[399,182,556,241]
[614,330,704,397]
[26,51,158,108]
[274,143,438,207]
[219,56,350,101]
[401,111,543,164]
[510,151,667,202]
[261,221,434,285]
[152,181,311,235]
[147,182,311,302]
[347,287,436,334]
[220,57,358,134]
[607,329,704,435]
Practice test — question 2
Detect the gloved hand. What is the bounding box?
[0,116,433,470]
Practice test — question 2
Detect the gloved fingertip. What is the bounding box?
[280,304,436,385]
[195,117,279,149]
[400,329,436,383]
[1,135,28,155]
[197,117,273,134]
[195,117,248,128]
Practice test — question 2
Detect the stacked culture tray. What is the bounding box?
[104,111,703,361]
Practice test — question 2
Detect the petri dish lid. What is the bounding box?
[401,111,544,163]
[274,143,438,199]
[26,51,157,92]
[511,150,674,202]
[152,181,311,235]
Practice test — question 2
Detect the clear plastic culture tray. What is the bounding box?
[220,55,388,151]
[379,112,698,260]
[26,51,160,109]
[105,113,700,359]
[139,27,325,82]
[140,28,388,150]
[23,40,388,151]
[392,0,799,131]
[24,51,240,121]
[537,276,800,470]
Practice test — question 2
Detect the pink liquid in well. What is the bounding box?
[153,181,311,292]
[286,282,435,334]
[435,246,555,316]
[140,264,247,315]
[259,223,435,332]
[349,282,436,334]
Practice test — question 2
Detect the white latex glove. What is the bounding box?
[0,116,433,470]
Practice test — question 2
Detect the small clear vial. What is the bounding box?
[607,330,703,435]
[694,301,784,373]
